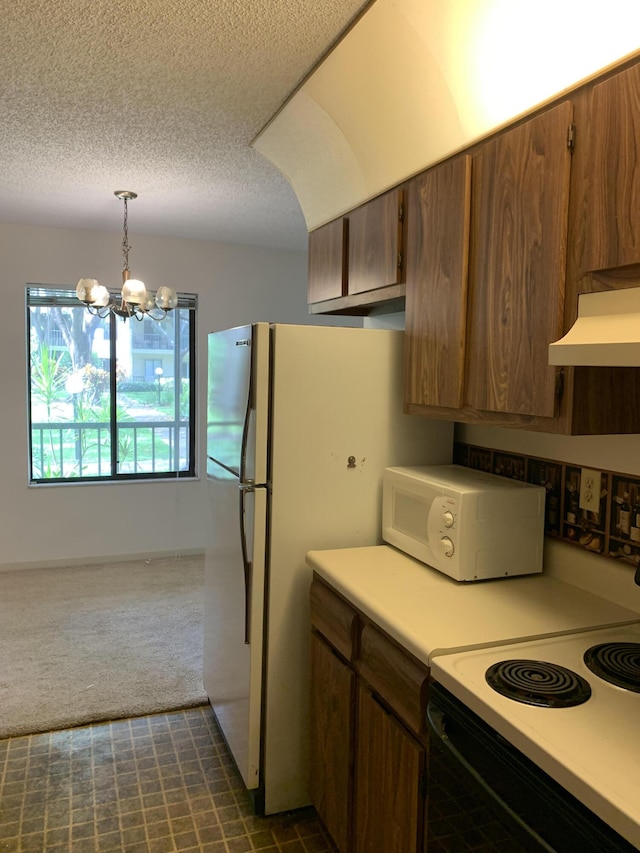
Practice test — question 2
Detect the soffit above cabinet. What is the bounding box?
[253,0,640,232]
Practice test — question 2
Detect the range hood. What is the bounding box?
[549,287,640,366]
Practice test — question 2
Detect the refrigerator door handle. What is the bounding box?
[239,483,253,645]
[239,335,255,486]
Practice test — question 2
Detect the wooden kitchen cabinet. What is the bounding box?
[465,100,573,419]
[309,632,354,853]
[354,684,426,853]
[584,63,640,273]
[307,188,406,315]
[308,217,348,304]
[404,154,472,410]
[307,54,640,433]
[310,577,429,853]
[348,188,405,295]
[405,103,572,425]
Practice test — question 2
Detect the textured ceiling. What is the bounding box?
[0,0,370,250]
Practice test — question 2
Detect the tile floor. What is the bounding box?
[0,706,338,853]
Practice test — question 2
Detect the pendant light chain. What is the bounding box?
[121,197,130,274]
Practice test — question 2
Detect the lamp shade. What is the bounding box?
[122,278,147,305]
[76,278,100,303]
[155,286,179,310]
[92,285,111,307]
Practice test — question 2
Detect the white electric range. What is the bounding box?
[431,621,640,850]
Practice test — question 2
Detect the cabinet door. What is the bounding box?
[311,578,357,662]
[404,155,471,409]
[465,101,572,418]
[357,623,429,737]
[354,684,426,853]
[348,189,404,294]
[586,64,640,271]
[309,633,354,853]
[308,217,348,303]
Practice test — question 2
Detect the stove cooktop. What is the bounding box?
[485,658,593,707]
[430,622,640,849]
[584,641,640,693]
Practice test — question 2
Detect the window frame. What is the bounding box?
[26,286,197,485]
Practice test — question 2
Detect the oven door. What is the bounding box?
[426,682,635,853]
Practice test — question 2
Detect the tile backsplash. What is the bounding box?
[454,442,640,569]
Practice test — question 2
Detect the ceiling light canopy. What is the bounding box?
[76,191,178,322]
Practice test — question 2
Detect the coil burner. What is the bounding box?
[485,659,592,708]
[584,642,640,693]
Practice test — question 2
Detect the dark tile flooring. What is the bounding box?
[0,706,338,853]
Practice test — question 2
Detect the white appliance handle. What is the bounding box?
[239,484,253,645]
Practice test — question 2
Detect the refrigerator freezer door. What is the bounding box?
[206,324,268,485]
[203,474,267,790]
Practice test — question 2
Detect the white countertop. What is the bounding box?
[306,544,640,666]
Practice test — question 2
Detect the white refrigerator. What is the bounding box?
[204,322,452,814]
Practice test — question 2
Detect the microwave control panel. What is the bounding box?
[429,494,460,561]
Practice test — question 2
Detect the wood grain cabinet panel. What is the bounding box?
[309,576,430,853]
[465,101,572,418]
[585,63,640,272]
[357,623,429,737]
[308,217,348,304]
[309,633,355,853]
[348,189,405,295]
[404,155,472,410]
[310,579,358,661]
[354,684,426,853]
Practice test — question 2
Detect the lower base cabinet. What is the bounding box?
[310,577,429,853]
[309,632,354,853]
[354,685,427,853]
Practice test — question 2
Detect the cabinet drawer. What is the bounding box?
[310,579,358,661]
[357,622,429,736]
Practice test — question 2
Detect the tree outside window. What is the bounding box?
[26,287,197,483]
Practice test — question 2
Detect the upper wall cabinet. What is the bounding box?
[404,155,471,411]
[464,101,573,419]
[309,54,640,434]
[405,104,572,425]
[584,63,640,274]
[308,217,348,304]
[348,189,405,294]
[308,188,406,315]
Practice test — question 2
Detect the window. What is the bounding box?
[26,287,197,483]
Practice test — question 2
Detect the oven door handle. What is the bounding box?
[426,701,555,853]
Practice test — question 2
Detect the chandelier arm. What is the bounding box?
[87,304,113,319]
[144,307,169,321]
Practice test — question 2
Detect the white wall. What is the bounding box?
[0,222,358,569]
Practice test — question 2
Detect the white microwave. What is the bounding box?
[382,464,545,582]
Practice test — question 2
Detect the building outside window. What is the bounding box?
[26,286,197,483]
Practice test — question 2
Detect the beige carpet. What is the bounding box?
[0,554,207,738]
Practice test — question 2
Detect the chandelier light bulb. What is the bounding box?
[76,278,100,304]
[155,286,179,310]
[92,285,111,307]
[141,291,157,312]
[121,278,147,305]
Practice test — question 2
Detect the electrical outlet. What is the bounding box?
[579,467,601,512]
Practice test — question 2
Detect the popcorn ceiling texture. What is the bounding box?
[0,0,369,249]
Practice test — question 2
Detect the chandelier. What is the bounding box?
[75,190,178,321]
